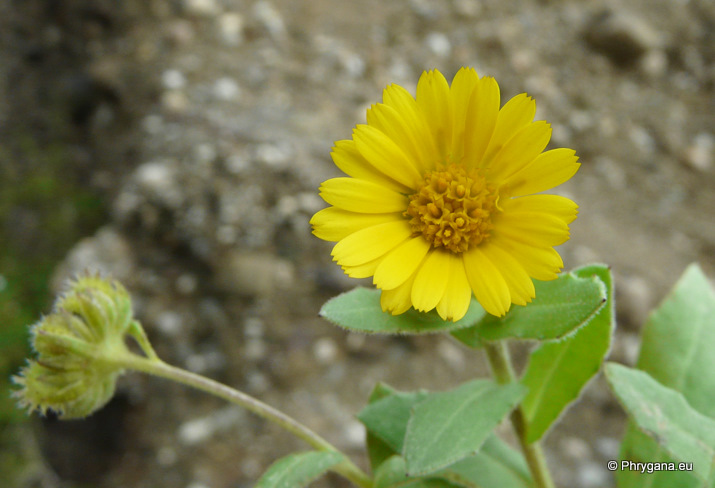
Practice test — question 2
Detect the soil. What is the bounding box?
[3,0,714,487]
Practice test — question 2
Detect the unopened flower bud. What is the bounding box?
[13,274,136,419]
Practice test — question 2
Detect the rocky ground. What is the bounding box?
[3,0,714,487]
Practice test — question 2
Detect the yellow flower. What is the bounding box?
[311,68,579,321]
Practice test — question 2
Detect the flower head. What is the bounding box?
[311,68,580,321]
[13,274,135,419]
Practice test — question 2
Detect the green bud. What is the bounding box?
[13,274,136,419]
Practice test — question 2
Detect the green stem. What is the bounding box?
[484,341,555,488]
[115,351,372,488]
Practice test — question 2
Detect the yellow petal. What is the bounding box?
[411,249,450,312]
[449,67,480,163]
[342,256,382,279]
[370,90,439,174]
[416,70,452,161]
[319,177,408,213]
[487,121,552,182]
[331,140,410,194]
[480,242,535,306]
[493,210,571,247]
[353,124,423,189]
[332,220,412,267]
[310,207,402,242]
[381,273,416,315]
[501,194,579,224]
[490,235,563,281]
[373,237,431,290]
[463,247,511,316]
[502,148,580,197]
[436,254,473,321]
[481,93,536,167]
[464,76,500,169]
[382,84,440,170]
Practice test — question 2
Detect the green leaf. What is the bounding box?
[358,388,429,453]
[617,264,715,488]
[320,287,485,334]
[636,263,715,418]
[520,264,614,442]
[451,269,606,346]
[374,456,467,488]
[403,380,526,476]
[254,451,344,488]
[604,363,715,483]
[364,383,410,472]
[441,434,534,488]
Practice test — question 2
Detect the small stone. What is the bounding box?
[253,1,286,39]
[425,32,451,57]
[184,0,220,17]
[165,19,195,45]
[142,114,164,134]
[577,461,610,487]
[595,437,621,459]
[156,311,184,337]
[161,90,189,113]
[297,192,324,214]
[313,337,339,365]
[453,0,481,17]
[176,273,198,295]
[186,350,227,373]
[628,125,656,156]
[583,9,662,66]
[216,225,237,245]
[684,132,713,172]
[213,77,241,101]
[617,274,653,329]
[51,227,136,289]
[340,52,366,78]
[213,251,295,296]
[162,69,187,90]
[156,446,178,466]
[560,436,592,461]
[194,143,217,164]
[244,338,267,361]
[640,49,668,78]
[343,420,365,448]
[255,142,290,169]
[135,160,184,208]
[244,318,264,338]
[437,339,465,371]
[218,12,244,45]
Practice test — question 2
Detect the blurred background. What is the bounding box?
[1,0,713,487]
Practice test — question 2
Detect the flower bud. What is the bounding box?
[13,274,135,419]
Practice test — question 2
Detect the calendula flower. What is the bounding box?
[311,68,579,321]
[13,274,135,419]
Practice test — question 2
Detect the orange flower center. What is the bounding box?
[404,164,499,253]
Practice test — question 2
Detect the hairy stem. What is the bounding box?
[115,352,372,488]
[484,341,555,488]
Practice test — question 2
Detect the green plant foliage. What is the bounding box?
[451,269,607,347]
[441,435,534,488]
[372,435,534,488]
[403,380,526,476]
[319,288,486,334]
[605,363,715,483]
[616,263,715,488]
[373,456,464,488]
[358,387,429,455]
[360,383,534,488]
[520,264,614,442]
[253,451,345,488]
[635,264,715,418]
